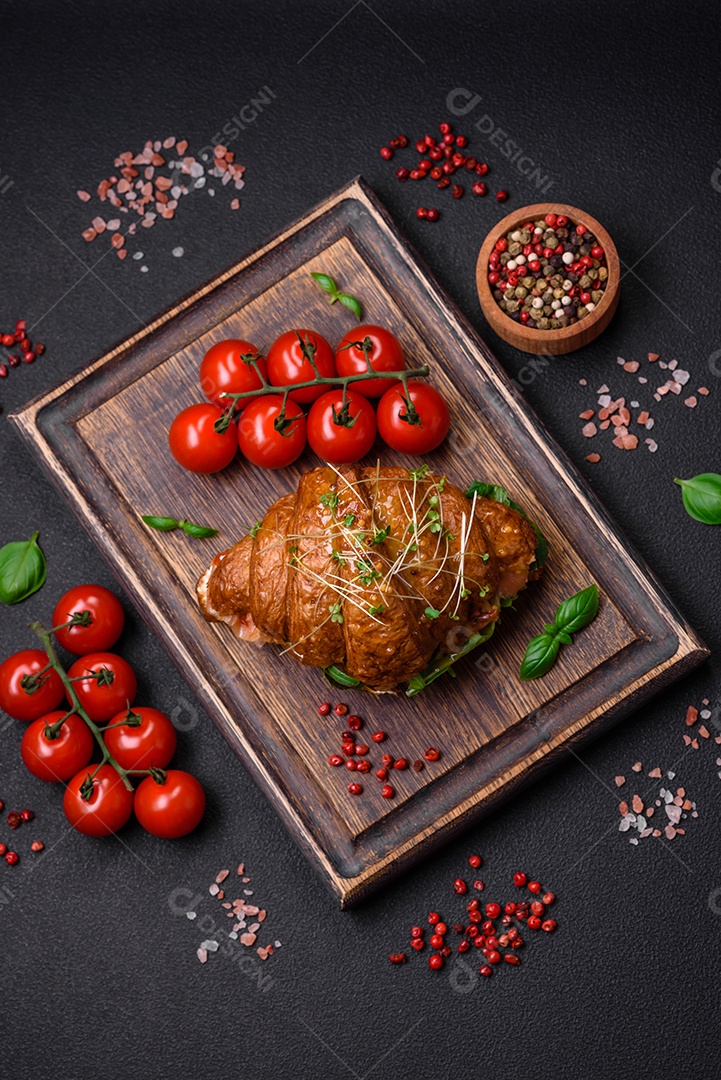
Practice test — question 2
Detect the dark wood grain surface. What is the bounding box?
[10,178,708,905]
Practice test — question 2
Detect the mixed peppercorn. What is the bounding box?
[488,214,609,330]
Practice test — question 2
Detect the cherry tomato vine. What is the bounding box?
[214,331,430,439]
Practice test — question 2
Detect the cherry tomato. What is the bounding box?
[104,706,177,771]
[199,339,267,409]
[335,324,405,398]
[0,649,64,721]
[134,770,206,838]
[237,394,307,469]
[63,763,134,837]
[67,652,137,723]
[53,584,125,655]
[266,329,336,403]
[169,403,237,474]
[21,711,94,782]
[376,381,450,454]
[307,389,377,464]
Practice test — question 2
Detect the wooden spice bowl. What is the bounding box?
[476,203,620,355]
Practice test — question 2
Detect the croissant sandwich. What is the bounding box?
[197,465,545,694]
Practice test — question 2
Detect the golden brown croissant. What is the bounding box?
[197,465,540,693]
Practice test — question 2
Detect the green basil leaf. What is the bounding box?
[142,515,180,532]
[553,584,599,635]
[519,632,560,681]
[310,271,339,296]
[674,473,721,525]
[338,294,363,320]
[324,664,362,688]
[0,532,47,606]
[180,521,219,539]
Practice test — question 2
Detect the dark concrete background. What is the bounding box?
[1,2,720,1077]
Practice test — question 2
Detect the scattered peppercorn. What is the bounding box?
[5,851,19,865]
[30,841,44,852]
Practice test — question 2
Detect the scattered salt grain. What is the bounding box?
[200,940,219,952]
[186,911,197,920]
[197,948,208,964]
[615,776,626,787]
[172,246,184,258]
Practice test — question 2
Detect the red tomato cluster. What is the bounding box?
[168,325,450,471]
[0,584,205,841]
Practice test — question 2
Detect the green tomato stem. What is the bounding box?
[220,364,430,407]
[29,622,134,791]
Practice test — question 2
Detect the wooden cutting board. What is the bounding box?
[10,178,708,906]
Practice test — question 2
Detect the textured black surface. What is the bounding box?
[1,3,720,1078]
